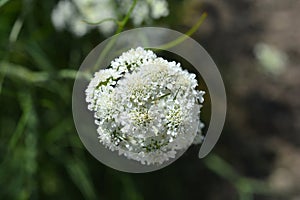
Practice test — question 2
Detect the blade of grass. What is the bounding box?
[0,62,50,82]
[21,89,38,199]
[120,174,143,200]
[65,157,97,200]
[0,0,10,8]
[25,42,55,71]
[43,118,72,145]
[204,154,271,199]
[0,15,24,94]
[9,16,24,43]
[0,62,90,83]
[58,69,91,80]
[8,92,32,151]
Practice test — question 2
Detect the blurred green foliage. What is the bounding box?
[1,1,97,199]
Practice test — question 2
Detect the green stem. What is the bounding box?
[92,0,138,71]
[157,12,207,50]
[82,17,119,26]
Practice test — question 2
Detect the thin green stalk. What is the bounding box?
[92,0,138,72]
[157,12,207,50]
[82,17,119,26]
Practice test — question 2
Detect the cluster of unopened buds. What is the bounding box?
[86,47,205,165]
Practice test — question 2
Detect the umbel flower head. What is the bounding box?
[85,47,205,165]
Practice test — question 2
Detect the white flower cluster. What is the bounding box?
[51,0,169,37]
[86,47,205,165]
[119,0,169,26]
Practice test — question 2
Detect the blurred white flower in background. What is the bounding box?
[51,0,169,36]
[74,0,116,35]
[254,42,288,76]
[150,0,169,19]
[51,1,78,33]
[119,0,169,25]
[85,47,205,165]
